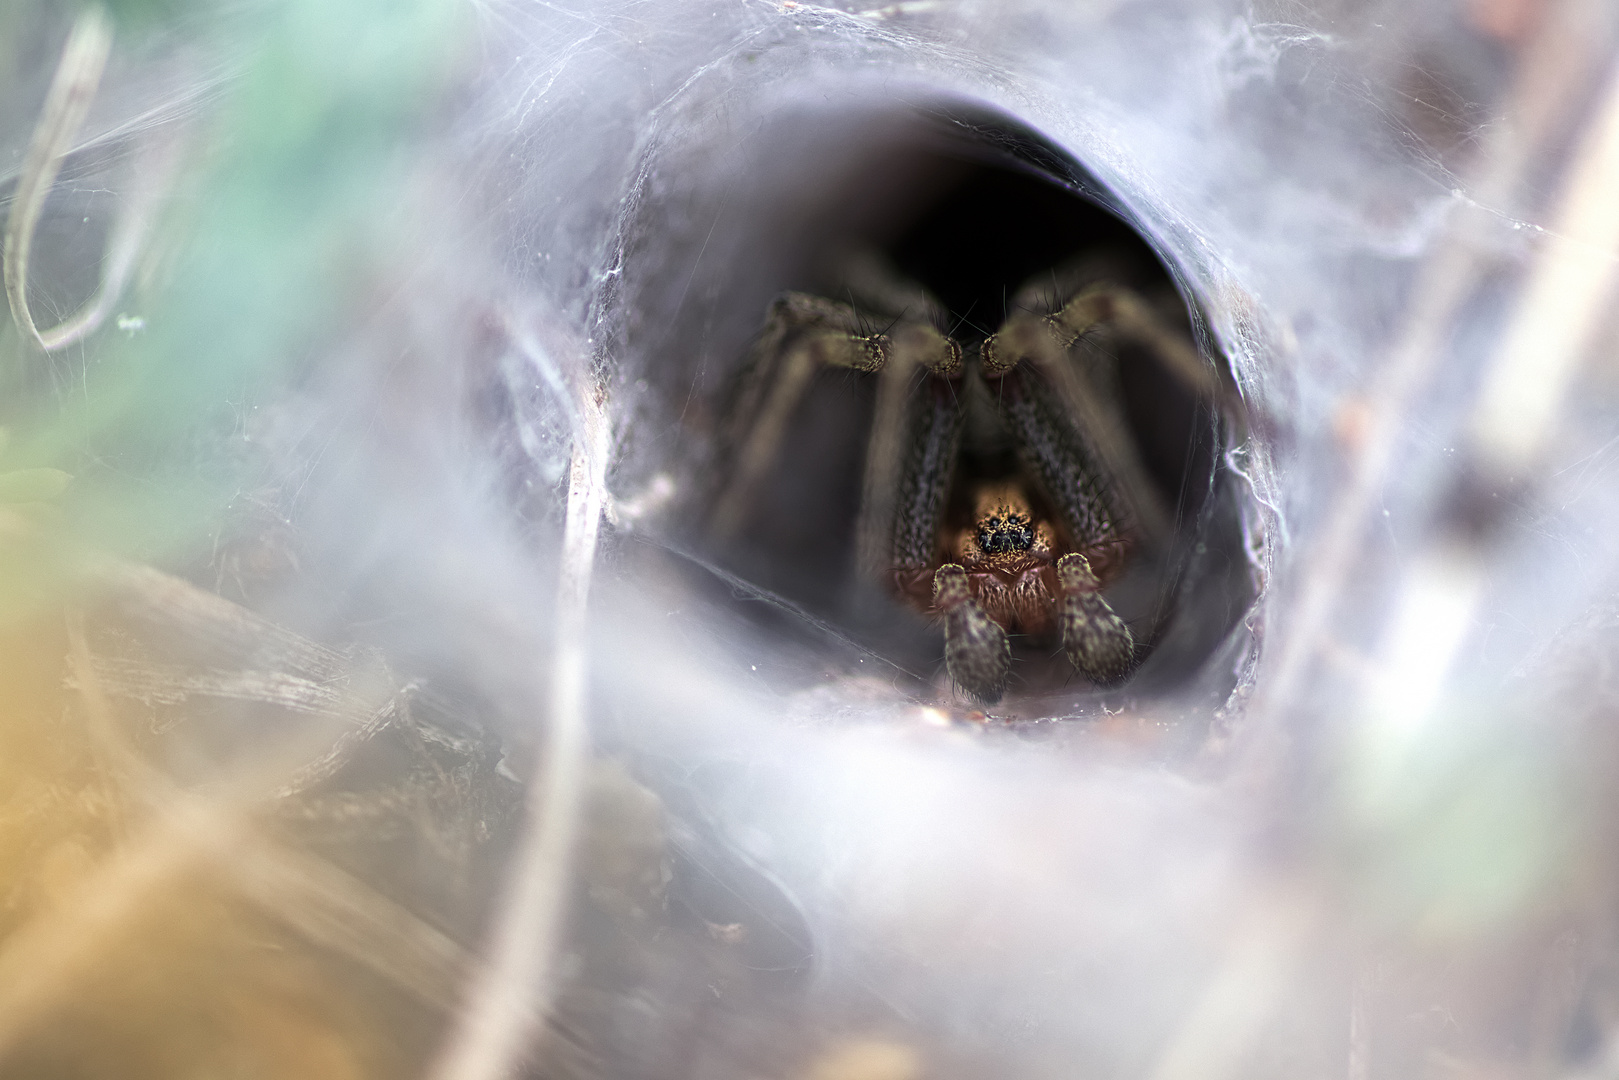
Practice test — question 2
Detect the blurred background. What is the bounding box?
[3,0,1619,1077]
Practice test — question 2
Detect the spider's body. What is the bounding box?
[711,256,1207,705]
[943,483,1070,637]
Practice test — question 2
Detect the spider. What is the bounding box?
[707,253,1213,705]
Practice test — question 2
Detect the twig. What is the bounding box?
[1248,0,1612,736]
[1352,45,1619,752]
[1470,57,1619,478]
[429,381,610,1080]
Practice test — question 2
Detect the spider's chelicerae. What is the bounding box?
[709,254,1211,705]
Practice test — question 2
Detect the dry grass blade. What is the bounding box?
[222,832,472,1011]
[0,785,470,1062]
[0,781,473,1062]
[71,603,472,1007]
[92,558,355,681]
[2,5,113,354]
[429,383,610,1080]
[0,566,478,1066]
[0,759,245,1063]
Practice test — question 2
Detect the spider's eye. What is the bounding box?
[979,514,1035,555]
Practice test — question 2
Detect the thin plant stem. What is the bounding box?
[429,382,610,1080]
[2,6,113,354]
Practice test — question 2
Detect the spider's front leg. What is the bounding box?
[987,355,1140,687]
[710,292,959,542]
[991,280,1221,403]
[888,380,1009,703]
[981,282,1220,547]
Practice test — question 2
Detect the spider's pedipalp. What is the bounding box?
[933,563,1010,704]
[1057,553,1135,686]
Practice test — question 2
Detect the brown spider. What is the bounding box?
[709,255,1210,704]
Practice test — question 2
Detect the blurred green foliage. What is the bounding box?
[0,0,467,615]
[1333,693,1583,938]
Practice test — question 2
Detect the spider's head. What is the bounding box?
[974,487,1036,555]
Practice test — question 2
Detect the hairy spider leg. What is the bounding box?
[981,279,1235,547]
[853,322,963,580]
[710,292,959,542]
[1030,277,1239,422]
[710,293,886,541]
[994,369,1139,686]
[888,380,1027,705]
[892,379,964,598]
[995,370,1127,557]
[819,252,963,582]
